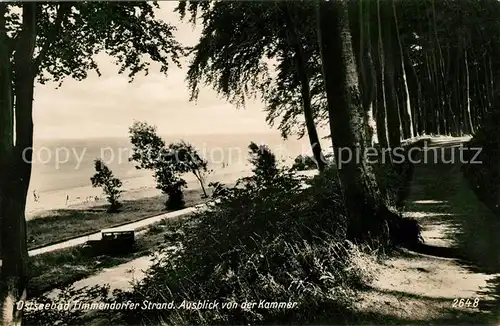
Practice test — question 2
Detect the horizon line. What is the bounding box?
[33,130,288,142]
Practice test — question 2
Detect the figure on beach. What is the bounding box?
[65,195,69,206]
[33,190,39,202]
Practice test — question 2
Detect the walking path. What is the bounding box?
[28,204,206,257]
[354,138,500,325]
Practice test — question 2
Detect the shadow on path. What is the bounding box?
[353,139,499,325]
[405,141,500,321]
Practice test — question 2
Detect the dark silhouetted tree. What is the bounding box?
[178,1,328,171]
[317,0,398,240]
[0,3,182,322]
[90,159,123,213]
[129,121,208,209]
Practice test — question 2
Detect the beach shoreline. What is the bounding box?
[26,166,256,220]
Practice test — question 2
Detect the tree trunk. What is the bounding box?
[348,0,376,146]
[0,4,36,325]
[284,6,327,172]
[193,170,208,198]
[316,0,394,241]
[464,49,474,134]
[0,3,14,259]
[402,51,420,135]
[392,0,413,139]
[294,46,327,171]
[370,2,388,148]
[380,0,401,148]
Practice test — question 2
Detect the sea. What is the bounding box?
[26,132,327,217]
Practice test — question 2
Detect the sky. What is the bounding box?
[33,2,276,140]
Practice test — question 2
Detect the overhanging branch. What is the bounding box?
[33,3,71,73]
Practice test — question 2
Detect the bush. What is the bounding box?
[129,121,208,209]
[165,180,186,210]
[107,143,375,325]
[290,154,319,171]
[462,109,500,216]
[90,159,123,213]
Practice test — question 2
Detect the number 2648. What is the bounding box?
[452,298,479,308]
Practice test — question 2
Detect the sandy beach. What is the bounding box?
[26,165,256,219]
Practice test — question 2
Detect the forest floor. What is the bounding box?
[352,138,500,325]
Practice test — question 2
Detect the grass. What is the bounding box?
[27,188,206,249]
[26,143,419,325]
[28,216,188,298]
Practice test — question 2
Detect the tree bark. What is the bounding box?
[370,2,388,148]
[348,0,376,146]
[0,3,14,258]
[0,4,36,325]
[295,54,327,172]
[316,0,394,241]
[380,0,401,148]
[392,1,414,139]
[464,49,474,134]
[284,6,327,172]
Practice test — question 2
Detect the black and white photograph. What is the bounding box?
[0,0,499,325]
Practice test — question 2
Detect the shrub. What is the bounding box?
[462,109,500,216]
[129,121,208,209]
[90,159,123,213]
[24,285,111,326]
[290,154,318,171]
[107,143,374,325]
[153,164,187,210]
[165,180,186,210]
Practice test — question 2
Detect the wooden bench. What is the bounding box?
[83,229,135,255]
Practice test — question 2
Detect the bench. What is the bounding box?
[83,229,135,255]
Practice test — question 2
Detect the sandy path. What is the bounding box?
[28,204,205,257]
[65,255,155,295]
[354,138,500,325]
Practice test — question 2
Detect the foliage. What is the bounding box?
[0,3,185,322]
[23,143,419,326]
[243,142,280,186]
[179,0,500,142]
[128,121,166,170]
[3,2,183,84]
[90,159,123,213]
[129,121,209,209]
[155,165,187,210]
[290,154,320,172]
[177,1,327,140]
[462,108,500,216]
[98,144,379,325]
[24,285,111,326]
